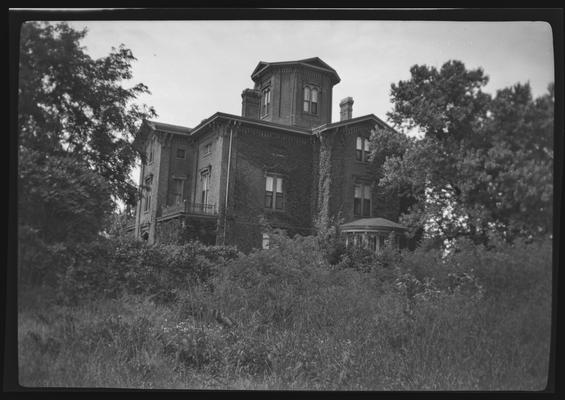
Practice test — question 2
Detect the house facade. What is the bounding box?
[130,57,408,252]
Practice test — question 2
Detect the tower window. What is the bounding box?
[303,85,319,114]
[303,86,310,112]
[311,88,318,114]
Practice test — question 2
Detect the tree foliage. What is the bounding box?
[373,60,553,243]
[18,21,156,242]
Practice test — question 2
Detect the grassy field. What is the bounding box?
[18,235,552,390]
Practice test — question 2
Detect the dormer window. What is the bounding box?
[303,85,319,114]
[262,87,271,116]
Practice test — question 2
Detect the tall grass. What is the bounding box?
[18,233,552,390]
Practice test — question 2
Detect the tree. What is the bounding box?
[18,21,156,242]
[374,60,553,244]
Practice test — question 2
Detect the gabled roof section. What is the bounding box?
[313,114,396,134]
[133,119,192,152]
[189,112,313,138]
[146,120,192,135]
[251,57,341,84]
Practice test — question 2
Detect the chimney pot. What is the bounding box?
[339,97,354,121]
[241,89,261,119]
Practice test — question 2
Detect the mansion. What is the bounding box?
[129,57,409,252]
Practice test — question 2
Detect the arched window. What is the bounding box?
[303,86,311,112]
[311,88,318,114]
[303,85,319,114]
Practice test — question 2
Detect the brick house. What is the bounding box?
[130,57,408,252]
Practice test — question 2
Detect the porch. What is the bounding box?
[341,217,407,253]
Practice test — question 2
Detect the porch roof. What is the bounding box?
[340,217,407,233]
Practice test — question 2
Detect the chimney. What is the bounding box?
[241,89,261,119]
[339,97,354,121]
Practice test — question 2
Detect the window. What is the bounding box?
[176,148,186,159]
[173,178,184,205]
[354,183,371,217]
[144,176,153,212]
[356,136,370,162]
[356,137,363,161]
[303,86,310,112]
[147,137,156,164]
[265,174,284,210]
[262,87,271,116]
[303,85,319,114]
[203,143,212,156]
[311,88,318,114]
[201,170,210,205]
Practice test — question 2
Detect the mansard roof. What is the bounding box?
[251,57,341,84]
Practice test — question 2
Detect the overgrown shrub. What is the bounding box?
[19,227,552,389]
[51,237,240,305]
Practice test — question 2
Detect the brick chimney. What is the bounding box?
[339,97,354,121]
[241,89,261,119]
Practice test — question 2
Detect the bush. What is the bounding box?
[19,227,552,389]
[50,237,240,305]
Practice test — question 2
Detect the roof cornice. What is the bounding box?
[313,114,396,134]
[251,59,341,85]
[189,112,314,138]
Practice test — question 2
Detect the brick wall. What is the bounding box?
[226,125,317,251]
[253,66,335,130]
[318,120,402,227]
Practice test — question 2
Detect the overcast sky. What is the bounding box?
[65,20,554,130]
[60,19,554,191]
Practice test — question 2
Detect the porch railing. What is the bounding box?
[160,200,217,217]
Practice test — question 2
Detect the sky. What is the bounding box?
[65,20,555,131]
[60,19,554,191]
